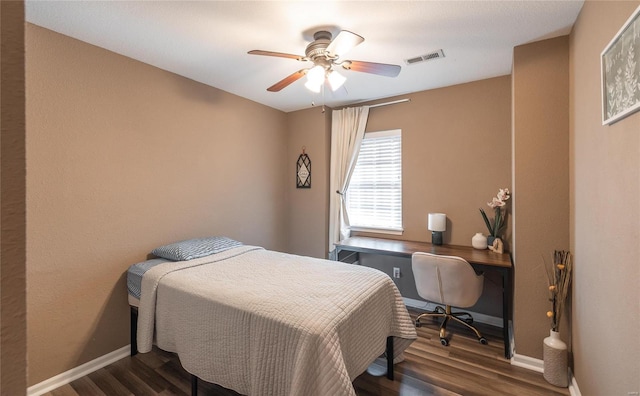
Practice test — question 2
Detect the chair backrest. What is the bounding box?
[411,252,484,308]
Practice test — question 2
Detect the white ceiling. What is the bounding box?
[25,1,584,113]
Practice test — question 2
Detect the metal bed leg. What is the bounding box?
[191,375,198,396]
[130,306,138,356]
[386,336,394,381]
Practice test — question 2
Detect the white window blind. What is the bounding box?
[346,129,402,234]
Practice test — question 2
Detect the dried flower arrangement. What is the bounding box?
[544,250,573,332]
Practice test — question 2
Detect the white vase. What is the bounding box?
[543,330,568,387]
[471,232,488,249]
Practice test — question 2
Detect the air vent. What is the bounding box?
[404,49,445,65]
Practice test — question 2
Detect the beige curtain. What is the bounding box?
[328,106,369,258]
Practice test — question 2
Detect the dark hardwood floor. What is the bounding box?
[44,310,569,395]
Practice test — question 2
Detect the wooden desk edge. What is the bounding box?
[335,236,512,269]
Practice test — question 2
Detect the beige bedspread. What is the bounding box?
[137,246,416,396]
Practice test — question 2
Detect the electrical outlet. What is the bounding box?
[393,267,401,278]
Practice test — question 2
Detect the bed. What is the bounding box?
[128,237,417,396]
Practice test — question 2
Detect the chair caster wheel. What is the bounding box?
[440,338,449,346]
[479,337,488,345]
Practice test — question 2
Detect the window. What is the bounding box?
[346,129,402,234]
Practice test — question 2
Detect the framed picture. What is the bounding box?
[601,5,640,125]
[296,150,311,188]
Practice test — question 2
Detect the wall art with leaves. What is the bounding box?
[601,5,640,125]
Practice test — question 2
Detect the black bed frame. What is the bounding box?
[130,306,395,395]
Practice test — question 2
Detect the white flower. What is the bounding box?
[480,188,511,237]
[488,197,505,208]
[497,188,510,202]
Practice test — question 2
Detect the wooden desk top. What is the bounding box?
[336,236,512,269]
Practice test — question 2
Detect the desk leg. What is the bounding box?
[502,268,512,359]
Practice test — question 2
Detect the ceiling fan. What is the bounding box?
[248,30,401,93]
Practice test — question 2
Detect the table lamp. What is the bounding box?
[428,213,446,245]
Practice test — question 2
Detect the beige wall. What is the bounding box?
[570,1,640,394]
[18,3,640,394]
[26,24,289,385]
[285,107,331,258]
[286,77,514,308]
[360,77,513,247]
[512,36,570,358]
[1,1,28,394]
[337,78,513,318]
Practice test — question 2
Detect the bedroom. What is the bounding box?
[1,1,638,395]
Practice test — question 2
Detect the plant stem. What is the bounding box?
[479,208,493,235]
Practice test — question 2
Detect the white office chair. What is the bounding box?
[411,252,487,346]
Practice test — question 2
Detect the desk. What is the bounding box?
[335,236,513,359]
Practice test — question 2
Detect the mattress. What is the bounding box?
[134,245,417,396]
[127,257,169,301]
[128,294,140,308]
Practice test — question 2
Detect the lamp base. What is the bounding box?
[431,231,443,246]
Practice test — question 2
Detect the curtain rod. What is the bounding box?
[335,98,410,111]
[368,98,411,108]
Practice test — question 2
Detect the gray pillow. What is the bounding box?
[151,236,243,261]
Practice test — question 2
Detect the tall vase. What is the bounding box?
[543,330,568,387]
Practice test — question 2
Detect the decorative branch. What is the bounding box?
[544,250,573,332]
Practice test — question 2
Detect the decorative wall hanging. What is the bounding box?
[296,147,311,188]
[601,5,640,125]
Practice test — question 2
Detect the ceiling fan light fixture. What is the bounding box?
[327,70,346,91]
[304,79,322,93]
[306,65,325,86]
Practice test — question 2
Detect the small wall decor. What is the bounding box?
[601,5,640,125]
[296,147,311,188]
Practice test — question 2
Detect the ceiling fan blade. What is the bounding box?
[326,30,364,58]
[267,69,307,92]
[341,60,401,77]
[248,50,306,61]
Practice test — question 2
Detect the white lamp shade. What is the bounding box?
[327,70,346,91]
[304,80,322,93]
[428,213,446,232]
[306,65,325,86]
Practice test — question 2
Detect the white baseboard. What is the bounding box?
[511,354,581,395]
[510,353,544,372]
[568,368,582,396]
[27,345,130,396]
[403,297,504,328]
